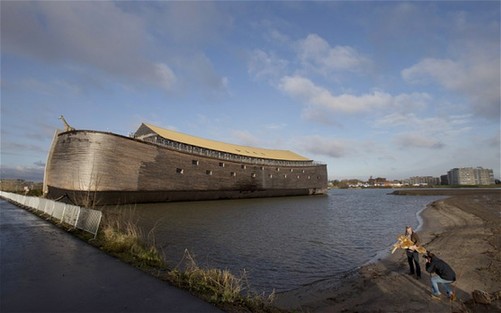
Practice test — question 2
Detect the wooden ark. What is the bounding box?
[44,123,328,206]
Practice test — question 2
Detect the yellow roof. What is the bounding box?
[144,123,310,161]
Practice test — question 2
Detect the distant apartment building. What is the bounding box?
[440,175,449,185]
[447,167,494,185]
[406,176,440,186]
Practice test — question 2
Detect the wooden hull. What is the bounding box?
[44,130,328,205]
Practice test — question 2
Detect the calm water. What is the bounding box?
[107,189,445,293]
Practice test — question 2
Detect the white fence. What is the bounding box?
[0,191,102,238]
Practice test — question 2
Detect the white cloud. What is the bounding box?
[3,2,142,69]
[402,57,500,119]
[279,75,431,117]
[0,165,44,181]
[153,63,177,90]
[248,33,372,84]
[139,1,232,46]
[1,141,47,155]
[268,29,290,44]
[374,112,416,127]
[231,130,261,147]
[402,58,466,90]
[1,158,46,179]
[19,77,96,97]
[296,34,371,75]
[394,132,445,150]
[1,1,178,91]
[264,123,287,130]
[296,135,354,158]
[19,79,53,95]
[375,112,448,129]
[279,75,386,114]
[248,49,288,82]
[174,53,228,94]
[373,112,479,155]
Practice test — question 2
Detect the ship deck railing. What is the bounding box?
[140,136,325,167]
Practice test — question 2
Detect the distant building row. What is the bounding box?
[404,167,495,186]
[330,166,496,188]
[405,176,440,186]
[441,167,495,185]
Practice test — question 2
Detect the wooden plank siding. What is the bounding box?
[45,130,328,205]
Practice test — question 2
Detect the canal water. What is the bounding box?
[105,189,445,294]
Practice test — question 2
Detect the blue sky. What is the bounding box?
[1,1,500,181]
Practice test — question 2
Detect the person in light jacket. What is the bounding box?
[424,251,457,300]
[404,226,422,279]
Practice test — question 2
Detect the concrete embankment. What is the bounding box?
[0,200,223,313]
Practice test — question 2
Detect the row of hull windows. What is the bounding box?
[192,160,307,173]
[176,167,320,180]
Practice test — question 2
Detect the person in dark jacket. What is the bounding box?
[425,251,457,300]
[404,226,421,279]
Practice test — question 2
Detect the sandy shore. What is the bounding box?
[275,189,501,313]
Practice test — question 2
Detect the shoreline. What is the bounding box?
[275,189,501,312]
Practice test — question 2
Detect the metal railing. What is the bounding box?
[142,136,322,167]
[0,191,102,238]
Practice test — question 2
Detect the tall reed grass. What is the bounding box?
[168,249,278,312]
[98,207,165,269]
[96,209,280,312]
[168,249,245,303]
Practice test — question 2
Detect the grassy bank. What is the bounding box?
[97,213,165,269]
[93,211,284,312]
[16,200,286,313]
[168,249,282,313]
